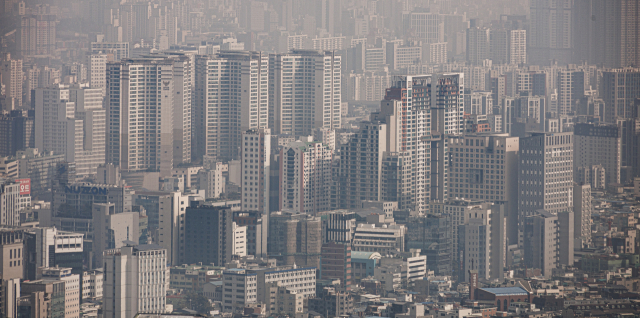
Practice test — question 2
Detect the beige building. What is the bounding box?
[38,267,80,318]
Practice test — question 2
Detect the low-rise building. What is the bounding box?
[169,264,223,291]
[352,223,406,253]
[82,269,103,300]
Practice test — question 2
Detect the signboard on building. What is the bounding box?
[16,179,30,195]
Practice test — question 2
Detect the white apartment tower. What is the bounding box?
[384,73,465,212]
[269,50,341,136]
[194,51,268,161]
[35,84,106,178]
[241,128,271,213]
[0,181,20,226]
[86,53,109,96]
[0,53,23,108]
[280,139,333,214]
[103,244,167,318]
[509,30,527,64]
[556,70,584,116]
[106,55,191,175]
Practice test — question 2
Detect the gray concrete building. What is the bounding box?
[518,132,574,224]
[557,210,575,266]
[268,211,321,269]
[573,123,621,186]
[573,183,592,248]
[183,203,234,267]
[339,122,387,209]
[523,210,558,279]
[445,134,520,243]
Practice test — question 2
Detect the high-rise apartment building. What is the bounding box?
[573,183,592,248]
[339,122,387,209]
[164,52,193,165]
[529,0,573,64]
[574,0,640,68]
[103,244,167,318]
[518,132,574,221]
[106,55,191,175]
[464,91,493,115]
[194,51,268,161]
[381,151,413,210]
[402,12,444,44]
[445,134,520,242]
[523,210,559,279]
[19,14,56,56]
[556,70,584,116]
[509,30,527,65]
[35,84,106,178]
[86,53,109,96]
[280,139,333,214]
[384,73,465,212]
[183,203,233,266]
[269,50,341,136]
[0,181,21,226]
[0,54,23,109]
[487,29,527,65]
[241,129,271,213]
[467,27,490,65]
[157,192,188,265]
[573,123,621,186]
[428,42,448,64]
[0,110,35,157]
[601,69,640,123]
[269,211,322,269]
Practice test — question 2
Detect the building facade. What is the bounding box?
[103,244,167,318]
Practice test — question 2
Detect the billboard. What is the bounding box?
[16,179,30,195]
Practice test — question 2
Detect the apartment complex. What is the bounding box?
[269,50,341,136]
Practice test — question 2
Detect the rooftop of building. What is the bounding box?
[479,287,529,296]
[351,251,382,260]
[134,243,164,251]
[170,264,224,271]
